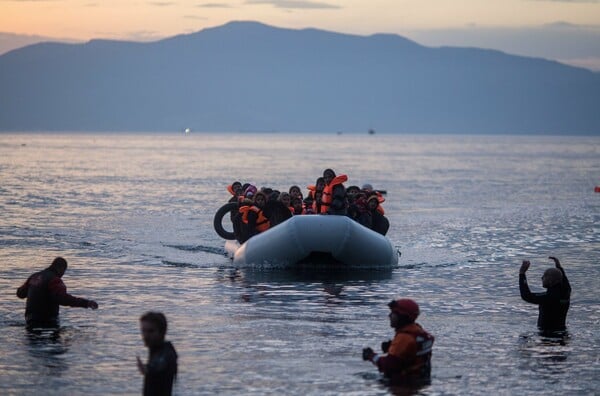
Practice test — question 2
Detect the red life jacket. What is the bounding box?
[320,174,348,214]
[239,206,270,232]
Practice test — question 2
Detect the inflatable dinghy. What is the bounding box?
[224,215,399,268]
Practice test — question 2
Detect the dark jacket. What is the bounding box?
[16,268,90,327]
[519,267,571,331]
[144,341,178,396]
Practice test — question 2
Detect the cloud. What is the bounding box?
[147,1,175,6]
[196,2,232,7]
[557,57,600,70]
[245,0,340,9]
[121,30,165,41]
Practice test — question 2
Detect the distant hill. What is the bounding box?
[1,21,599,134]
[0,32,78,56]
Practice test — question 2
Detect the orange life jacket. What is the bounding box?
[239,206,270,232]
[383,323,434,379]
[320,174,348,214]
[376,192,385,215]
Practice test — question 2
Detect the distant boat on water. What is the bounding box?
[368,128,375,135]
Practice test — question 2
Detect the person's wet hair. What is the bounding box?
[140,312,168,336]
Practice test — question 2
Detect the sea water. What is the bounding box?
[0,133,598,395]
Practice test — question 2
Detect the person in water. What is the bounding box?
[16,257,98,328]
[519,256,571,332]
[363,299,434,382]
[137,311,178,396]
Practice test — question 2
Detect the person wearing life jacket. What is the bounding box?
[291,197,306,215]
[229,184,258,242]
[348,192,368,226]
[226,181,244,203]
[238,191,270,242]
[320,169,348,214]
[226,182,245,231]
[306,177,325,201]
[364,194,390,235]
[16,257,99,328]
[363,299,434,382]
[361,183,386,215]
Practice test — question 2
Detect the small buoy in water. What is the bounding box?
[595,186,600,193]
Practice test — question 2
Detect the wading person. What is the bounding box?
[137,312,178,396]
[16,257,98,328]
[519,256,571,332]
[362,299,434,383]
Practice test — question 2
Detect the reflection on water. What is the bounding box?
[25,326,70,375]
[518,332,570,377]
[0,133,599,395]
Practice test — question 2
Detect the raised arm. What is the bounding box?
[549,256,571,293]
[519,260,549,304]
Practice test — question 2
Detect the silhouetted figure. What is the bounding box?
[363,299,434,383]
[263,198,293,227]
[16,257,98,328]
[137,312,178,396]
[519,256,571,332]
[362,194,389,235]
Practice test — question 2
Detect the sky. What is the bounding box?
[1,0,600,70]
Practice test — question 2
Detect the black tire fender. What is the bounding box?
[213,202,238,240]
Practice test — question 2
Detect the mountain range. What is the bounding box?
[1,21,599,134]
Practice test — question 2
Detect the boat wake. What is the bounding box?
[162,243,227,256]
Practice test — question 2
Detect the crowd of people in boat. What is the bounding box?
[224,168,390,243]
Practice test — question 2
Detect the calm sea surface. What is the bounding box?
[0,133,599,395]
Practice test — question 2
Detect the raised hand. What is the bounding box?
[520,260,531,275]
[362,347,375,361]
[549,256,562,268]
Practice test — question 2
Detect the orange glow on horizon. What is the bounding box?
[1,0,599,41]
